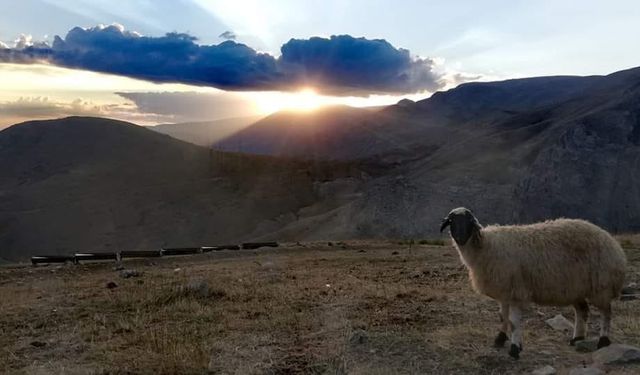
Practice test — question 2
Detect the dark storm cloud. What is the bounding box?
[0,24,444,95]
[280,35,442,94]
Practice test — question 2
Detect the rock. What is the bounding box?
[621,294,638,301]
[173,268,181,272]
[568,367,603,375]
[531,365,556,375]
[30,341,47,348]
[179,280,210,298]
[349,329,368,345]
[106,281,118,289]
[391,251,399,255]
[545,314,574,332]
[575,338,599,353]
[119,269,141,278]
[592,344,640,365]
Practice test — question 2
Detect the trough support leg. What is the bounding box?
[596,302,612,349]
[494,301,509,348]
[508,305,523,359]
[570,300,589,345]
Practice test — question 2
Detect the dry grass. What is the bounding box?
[0,241,639,374]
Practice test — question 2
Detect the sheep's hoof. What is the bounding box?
[570,336,585,346]
[494,331,508,348]
[508,344,522,359]
[597,336,611,349]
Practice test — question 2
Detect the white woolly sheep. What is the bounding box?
[439,207,627,359]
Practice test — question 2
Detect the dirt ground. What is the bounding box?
[0,241,638,374]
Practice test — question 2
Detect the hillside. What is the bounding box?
[3,67,640,259]
[150,115,263,147]
[235,67,640,238]
[0,117,362,261]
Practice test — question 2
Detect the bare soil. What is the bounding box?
[1,241,639,374]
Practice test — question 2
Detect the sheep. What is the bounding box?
[439,207,627,359]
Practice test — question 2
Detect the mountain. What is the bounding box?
[236,67,640,238]
[0,117,361,261]
[3,67,640,260]
[150,115,263,147]
[213,106,440,160]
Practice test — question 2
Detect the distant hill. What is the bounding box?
[3,67,640,260]
[150,115,263,147]
[0,117,361,261]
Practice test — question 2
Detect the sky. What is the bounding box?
[0,0,639,128]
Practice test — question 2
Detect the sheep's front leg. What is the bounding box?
[508,305,523,359]
[493,301,509,347]
[570,300,589,345]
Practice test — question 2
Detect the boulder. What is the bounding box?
[592,344,640,365]
[531,365,556,375]
[575,338,599,353]
[568,367,603,375]
[545,314,573,332]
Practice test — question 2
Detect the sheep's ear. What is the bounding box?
[471,216,482,231]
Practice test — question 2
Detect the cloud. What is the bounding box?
[280,35,443,95]
[0,24,445,95]
[219,31,237,41]
[0,96,172,128]
[0,90,262,129]
[116,91,257,122]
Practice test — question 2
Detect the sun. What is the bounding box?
[252,87,329,114]
[288,88,323,112]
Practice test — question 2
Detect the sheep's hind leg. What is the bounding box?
[596,302,612,349]
[508,305,523,359]
[570,300,589,345]
[493,301,509,348]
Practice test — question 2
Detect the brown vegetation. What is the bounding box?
[1,241,638,374]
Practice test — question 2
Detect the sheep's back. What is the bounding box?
[469,219,626,306]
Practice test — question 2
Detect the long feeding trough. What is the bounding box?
[30,242,279,266]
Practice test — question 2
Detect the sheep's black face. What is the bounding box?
[440,207,482,246]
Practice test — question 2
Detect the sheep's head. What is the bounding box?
[440,207,482,246]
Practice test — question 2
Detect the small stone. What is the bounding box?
[568,367,603,375]
[173,268,181,272]
[540,350,552,355]
[592,344,640,365]
[575,338,599,353]
[621,294,638,301]
[545,314,574,332]
[531,365,556,375]
[180,280,210,298]
[106,281,118,289]
[119,269,141,278]
[30,341,47,348]
[349,329,368,345]
[391,251,399,255]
